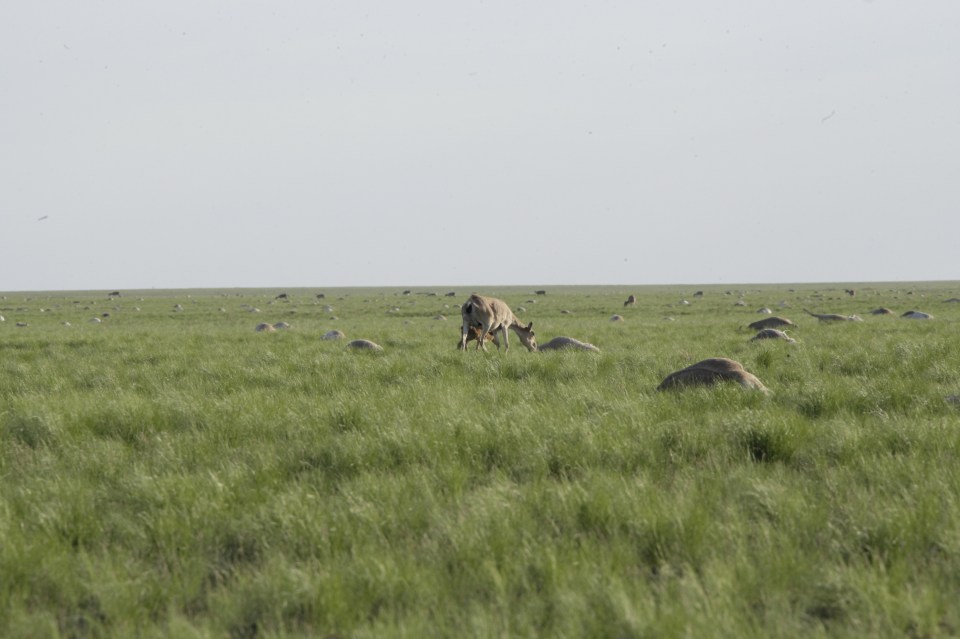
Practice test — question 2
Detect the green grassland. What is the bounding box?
[2,282,960,638]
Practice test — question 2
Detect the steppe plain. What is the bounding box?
[2,282,959,637]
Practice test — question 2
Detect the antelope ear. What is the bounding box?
[526,322,534,330]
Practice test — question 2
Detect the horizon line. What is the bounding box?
[3,278,959,296]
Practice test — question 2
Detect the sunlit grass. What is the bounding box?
[1,283,959,636]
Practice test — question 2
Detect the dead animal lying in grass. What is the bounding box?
[750,328,796,343]
[347,339,383,351]
[322,329,346,341]
[803,309,862,322]
[657,358,768,392]
[747,316,795,331]
[901,310,933,320]
[255,323,276,332]
[537,336,600,352]
[870,307,895,315]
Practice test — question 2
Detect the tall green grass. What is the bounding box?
[1,284,959,637]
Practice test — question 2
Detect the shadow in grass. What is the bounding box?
[58,594,108,639]
[734,425,793,464]
[327,404,368,433]
[82,403,204,449]
[792,388,843,420]
[805,581,853,624]
[2,413,55,448]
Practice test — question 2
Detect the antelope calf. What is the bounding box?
[458,324,501,350]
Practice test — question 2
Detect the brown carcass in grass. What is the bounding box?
[347,339,383,351]
[750,328,796,343]
[459,294,537,352]
[870,307,895,316]
[460,330,600,353]
[537,336,600,352]
[747,316,795,331]
[657,358,768,392]
[803,309,862,322]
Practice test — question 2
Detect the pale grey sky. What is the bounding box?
[3,1,958,292]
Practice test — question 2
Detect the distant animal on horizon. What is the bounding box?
[623,294,637,307]
[845,289,856,297]
[460,294,537,352]
[803,309,862,322]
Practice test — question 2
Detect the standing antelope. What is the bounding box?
[460,294,537,352]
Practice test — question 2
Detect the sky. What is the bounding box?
[2,1,958,292]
